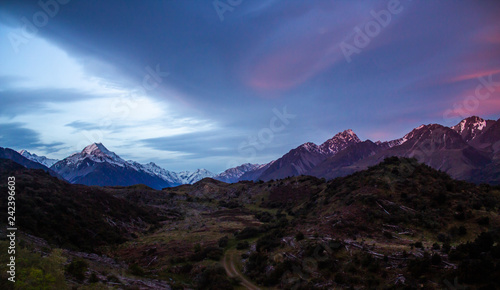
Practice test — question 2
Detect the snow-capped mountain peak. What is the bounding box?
[127,160,181,185]
[214,163,262,183]
[79,143,126,166]
[299,142,320,153]
[82,143,109,155]
[176,169,215,184]
[451,116,492,142]
[319,129,361,155]
[18,150,59,167]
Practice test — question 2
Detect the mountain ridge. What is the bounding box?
[7,115,500,187]
[239,116,500,184]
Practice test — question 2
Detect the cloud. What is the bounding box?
[65,121,103,131]
[141,131,239,158]
[0,88,101,117]
[0,122,62,151]
[447,69,500,83]
[0,1,499,172]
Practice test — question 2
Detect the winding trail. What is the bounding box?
[222,250,261,290]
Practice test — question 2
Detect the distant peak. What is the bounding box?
[454,116,485,127]
[464,115,483,121]
[451,116,490,141]
[299,142,319,152]
[82,143,110,155]
[332,129,360,142]
[301,142,318,147]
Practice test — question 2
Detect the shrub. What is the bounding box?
[218,236,229,248]
[106,274,121,283]
[236,227,260,240]
[206,247,223,260]
[89,272,99,283]
[129,264,145,276]
[295,232,305,241]
[236,241,249,250]
[66,259,88,282]
[431,253,441,265]
[408,256,430,277]
[437,233,450,243]
[196,266,233,290]
[458,226,467,236]
[477,216,490,226]
[255,211,274,222]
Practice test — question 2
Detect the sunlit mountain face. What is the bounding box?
[1,2,500,289]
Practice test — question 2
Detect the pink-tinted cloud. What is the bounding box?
[441,88,500,120]
[245,34,344,91]
[448,69,500,83]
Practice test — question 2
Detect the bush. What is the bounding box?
[437,233,450,243]
[129,263,145,276]
[458,226,467,236]
[196,266,233,290]
[206,247,223,260]
[431,253,441,265]
[449,226,467,237]
[66,259,88,282]
[477,216,490,226]
[408,256,430,277]
[190,246,223,262]
[236,227,260,240]
[218,236,229,248]
[236,241,249,250]
[89,272,99,283]
[255,211,274,223]
[441,242,451,254]
[106,274,121,283]
[256,229,283,252]
[295,232,305,241]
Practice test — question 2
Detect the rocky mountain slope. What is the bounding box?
[240,116,500,184]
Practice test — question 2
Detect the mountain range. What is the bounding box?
[239,115,500,184]
[2,116,499,187]
[14,143,260,189]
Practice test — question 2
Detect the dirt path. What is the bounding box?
[222,250,261,290]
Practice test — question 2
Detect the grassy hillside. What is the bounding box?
[1,157,499,288]
[0,159,161,252]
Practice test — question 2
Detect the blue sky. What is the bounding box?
[1,0,499,172]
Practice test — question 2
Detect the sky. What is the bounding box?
[0,0,500,172]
